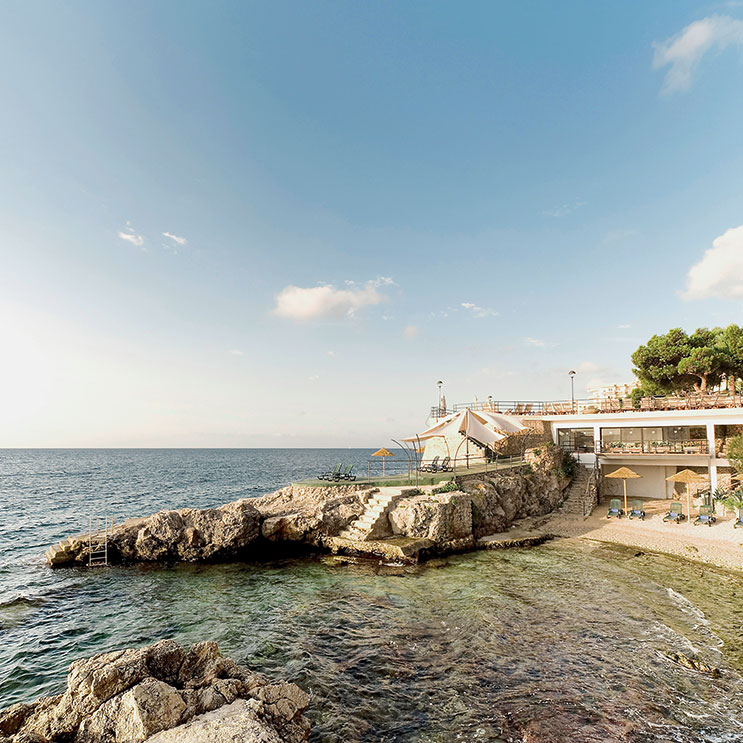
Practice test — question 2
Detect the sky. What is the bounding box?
[2,1,743,447]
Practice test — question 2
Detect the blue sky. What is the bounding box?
[2,1,743,446]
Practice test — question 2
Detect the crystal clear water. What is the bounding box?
[2,449,743,742]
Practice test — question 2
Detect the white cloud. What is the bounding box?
[403,325,419,338]
[618,324,631,329]
[543,197,586,218]
[682,225,743,300]
[524,337,557,348]
[460,302,499,318]
[163,232,187,246]
[273,279,390,321]
[327,350,337,357]
[228,349,244,356]
[308,374,320,381]
[118,229,143,247]
[653,15,743,93]
[577,361,601,373]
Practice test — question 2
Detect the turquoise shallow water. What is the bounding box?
[2,450,743,742]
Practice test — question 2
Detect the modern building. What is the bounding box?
[431,395,743,500]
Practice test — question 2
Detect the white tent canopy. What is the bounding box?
[402,408,514,449]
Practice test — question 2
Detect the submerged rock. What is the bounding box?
[0,640,309,743]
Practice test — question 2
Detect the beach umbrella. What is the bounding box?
[372,447,394,475]
[605,466,641,513]
[665,469,709,521]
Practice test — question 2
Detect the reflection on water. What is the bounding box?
[2,546,743,742]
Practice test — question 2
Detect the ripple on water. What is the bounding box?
[2,450,743,741]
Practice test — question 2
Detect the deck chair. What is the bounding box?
[628,500,645,520]
[438,456,452,472]
[607,498,624,518]
[419,456,439,473]
[693,505,716,527]
[663,501,686,523]
[337,464,355,481]
[319,462,342,481]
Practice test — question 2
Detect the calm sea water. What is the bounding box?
[1,449,743,742]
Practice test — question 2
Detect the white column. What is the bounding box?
[710,462,718,492]
[706,422,717,458]
[593,424,601,453]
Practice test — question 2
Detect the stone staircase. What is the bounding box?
[559,466,599,518]
[338,488,404,541]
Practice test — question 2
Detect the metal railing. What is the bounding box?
[431,392,743,419]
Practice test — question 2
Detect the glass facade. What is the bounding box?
[600,426,708,454]
[557,428,595,452]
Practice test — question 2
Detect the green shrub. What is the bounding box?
[405,487,423,496]
[726,434,743,474]
[432,480,459,494]
[560,452,580,480]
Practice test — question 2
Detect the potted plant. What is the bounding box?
[720,488,743,528]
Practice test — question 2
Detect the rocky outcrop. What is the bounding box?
[45,452,572,568]
[0,640,309,743]
[254,485,369,543]
[388,492,473,542]
[47,500,262,567]
[386,447,571,542]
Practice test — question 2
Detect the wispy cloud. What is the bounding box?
[403,325,419,338]
[460,302,499,318]
[524,337,558,348]
[162,232,187,246]
[308,374,320,381]
[653,15,743,94]
[682,225,743,300]
[117,224,144,247]
[543,197,586,218]
[273,278,392,321]
[618,324,631,329]
[228,349,244,356]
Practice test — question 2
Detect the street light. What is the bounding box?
[568,370,576,412]
[437,380,443,416]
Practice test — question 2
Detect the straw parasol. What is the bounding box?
[372,447,394,475]
[605,466,641,512]
[665,469,709,521]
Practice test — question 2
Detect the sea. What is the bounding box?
[1,448,743,742]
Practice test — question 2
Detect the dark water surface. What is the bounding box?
[2,449,743,742]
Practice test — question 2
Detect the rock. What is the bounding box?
[0,704,35,737]
[664,651,721,678]
[144,699,281,743]
[388,492,472,541]
[254,485,369,543]
[4,641,309,743]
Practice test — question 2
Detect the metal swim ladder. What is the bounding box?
[88,516,114,567]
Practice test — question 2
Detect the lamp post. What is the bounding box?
[569,370,576,412]
[437,380,443,417]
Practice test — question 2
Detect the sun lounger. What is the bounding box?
[337,464,355,481]
[693,505,716,526]
[628,499,645,520]
[663,501,686,523]
[438,456,452,472]
[319,463,342,481]
[419,456,439,473]
[607,498,624,518]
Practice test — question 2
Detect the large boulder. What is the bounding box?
[2,640,309,743]
[254,485,369,543]
[388,492,473,541]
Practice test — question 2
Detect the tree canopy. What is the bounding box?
[632,325,743,396]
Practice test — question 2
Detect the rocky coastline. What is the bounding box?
[46,447,572,568]
[0,640,309,743]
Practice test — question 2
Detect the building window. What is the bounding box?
[557,428,595,452]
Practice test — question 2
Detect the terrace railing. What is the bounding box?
[431,392,743,419]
